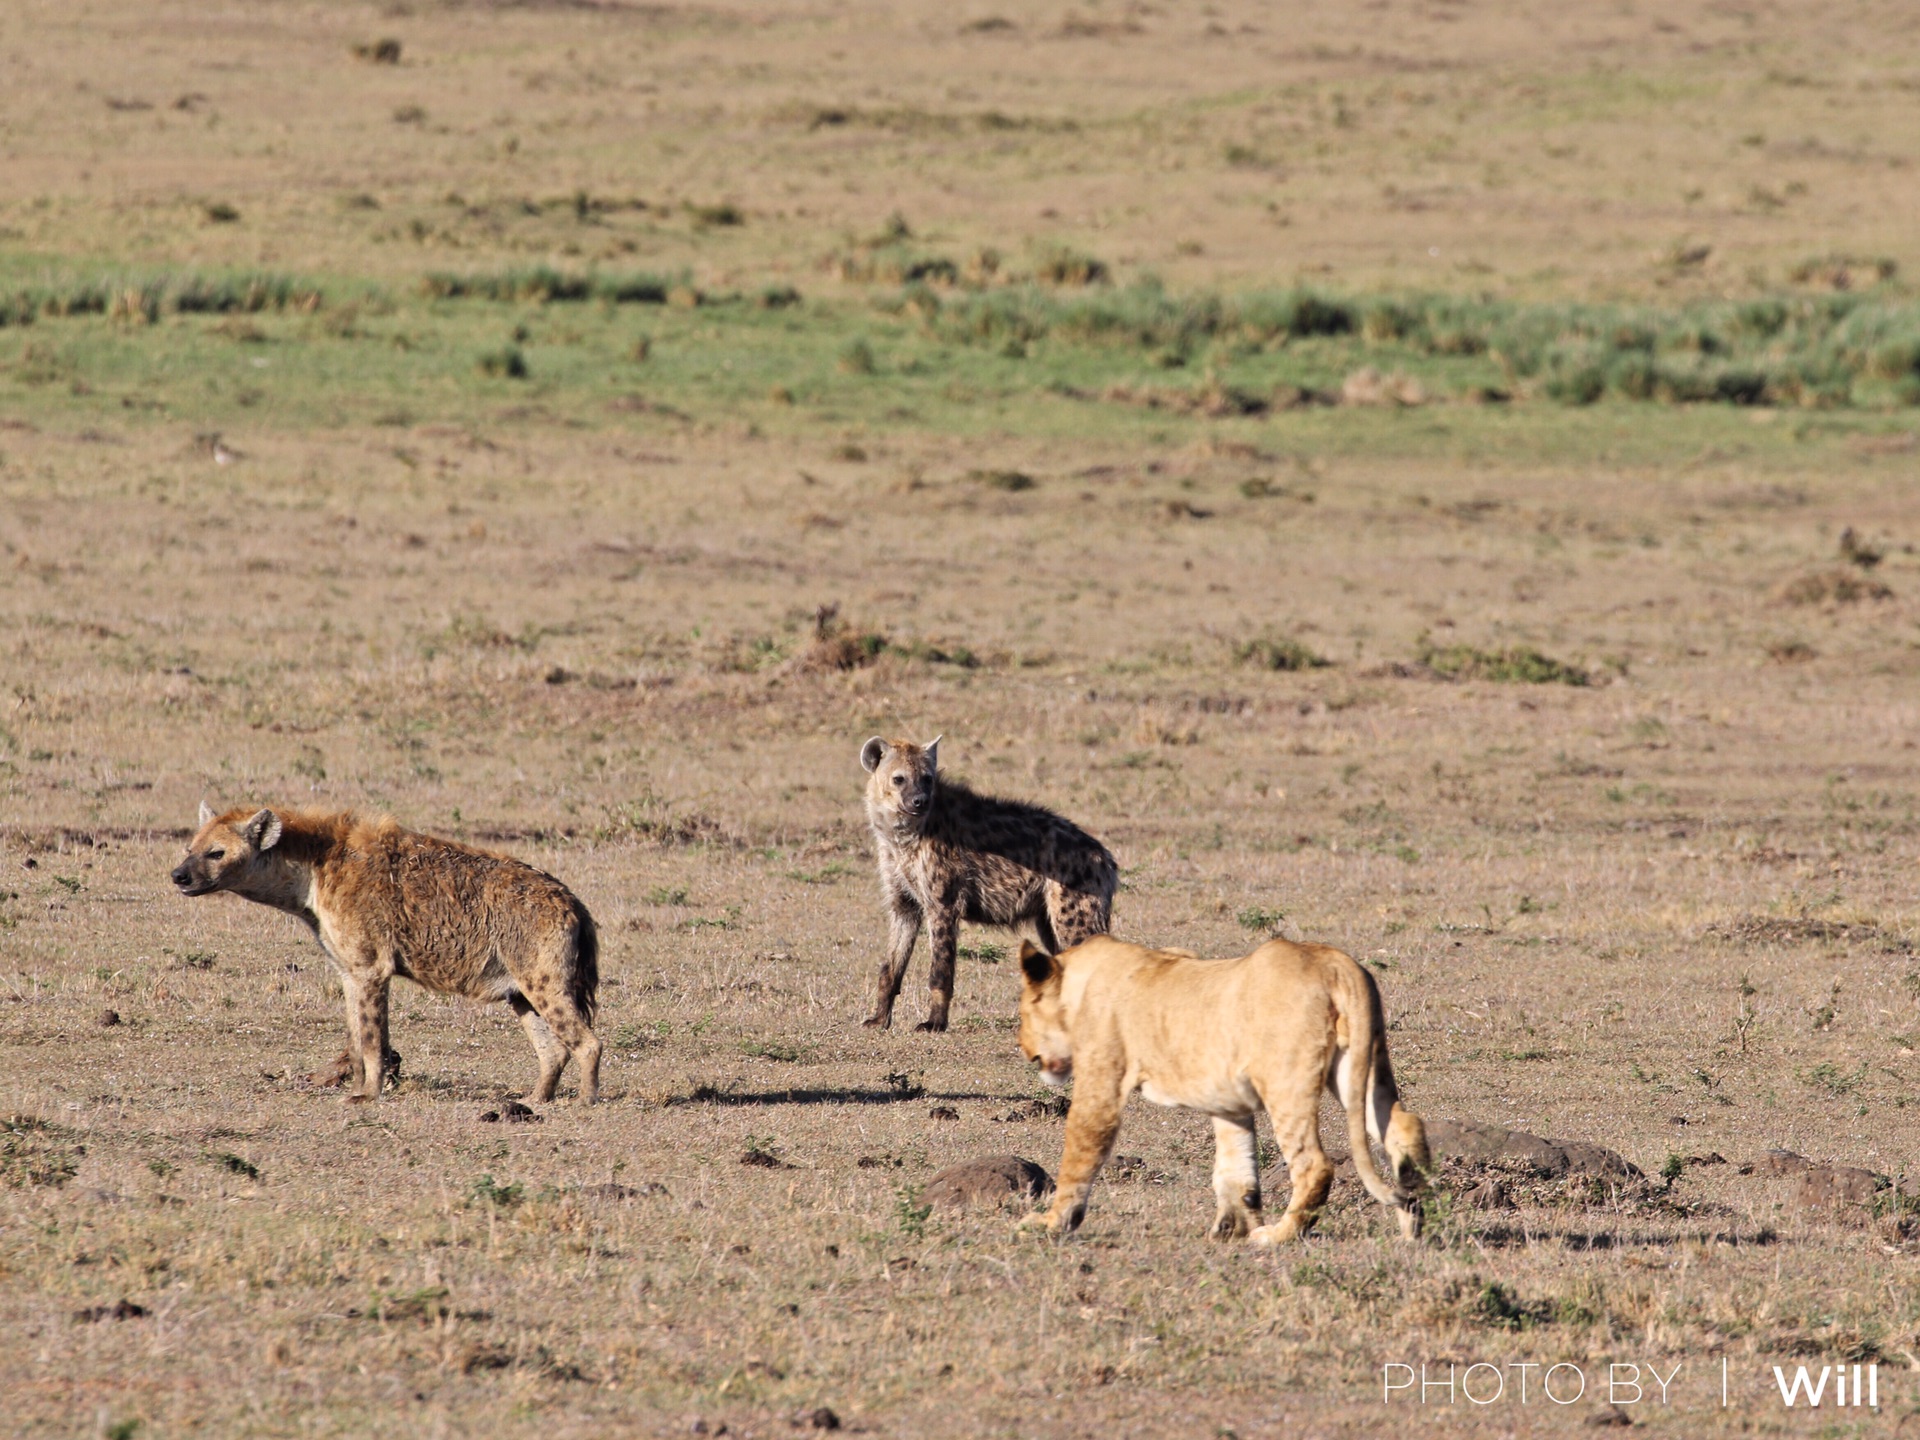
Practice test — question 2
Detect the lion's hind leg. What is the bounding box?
[1208,1116,1262,1239]
[1248,1087,1331,1246]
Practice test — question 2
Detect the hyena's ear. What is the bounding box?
[243,809,283,852]
[1019,940,1056,987]
[924,735,942,770]
[860,737,887,773]
[197,799,215,828]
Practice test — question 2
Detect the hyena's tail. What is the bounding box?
[569,897,599,1026]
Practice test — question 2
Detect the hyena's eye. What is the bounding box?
[206,848,225,860]
[891,774,906,787]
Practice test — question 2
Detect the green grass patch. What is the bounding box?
[1419,639,1589,685]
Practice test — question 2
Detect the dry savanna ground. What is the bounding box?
[5,3,1920,1438]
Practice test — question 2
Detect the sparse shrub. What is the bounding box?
[203,201,240,225]
[1773,569,1892,606]
[209,1151,259,1180]
[392,105,427,125]
[1032,246,1109,286]
[895,1183,932,1237]
[352,38,403,63]
[1801,1061,1866,1096]
[1235,634,1328,671]
[970,468,1034,491]
[1419,639,1588,685]
[837,338,877,375]
[477,345,529,379]
[686,202,744,228]
[468,1174,524,1208]
[1236,906,1287,935]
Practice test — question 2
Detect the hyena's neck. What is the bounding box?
[229,856,321,924]
[867,804,929,846]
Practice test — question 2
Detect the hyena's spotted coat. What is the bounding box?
[860,736,1118,1032]
[172,804,600,1103]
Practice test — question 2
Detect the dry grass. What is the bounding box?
[5,2,1920,1436]
[6,423,1920,1436]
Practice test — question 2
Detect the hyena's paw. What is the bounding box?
[861,1013,892,1030]
[913,1017,949,1034]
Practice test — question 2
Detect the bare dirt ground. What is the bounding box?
[4,3,1920,1437]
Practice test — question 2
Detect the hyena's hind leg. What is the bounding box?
[1044,882,1111,949]
[515,961,601,1103]
[509,991,570,1101]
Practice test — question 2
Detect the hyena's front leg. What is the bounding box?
[342,969,392,1103]
[918,890,961,1033]
[865,893,921,1029]
[1021,1070,1125,1236]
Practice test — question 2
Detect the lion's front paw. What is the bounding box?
[1016,1210,1063,1236]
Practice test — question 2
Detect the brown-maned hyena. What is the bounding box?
[172,803,600,1103]
[860,736,1117,1032]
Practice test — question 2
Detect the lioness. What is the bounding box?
[1016,936,1429,1243]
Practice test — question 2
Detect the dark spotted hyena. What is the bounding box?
[859,736,1117,1031]
[172,803,600,1103]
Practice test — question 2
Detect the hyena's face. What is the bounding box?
[859,736,939,828]
[171,804,283,897]
[1017,942,1073,1086]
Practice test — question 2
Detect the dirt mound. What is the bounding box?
[1425,1118,1643,1180]
[922,1155,1053,1210]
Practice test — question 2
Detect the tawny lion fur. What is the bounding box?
[172,804,600,1103]
[860,735,1117,1032]
[1016,935,1429,1244]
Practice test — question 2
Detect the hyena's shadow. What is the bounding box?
[663,1085,1009,1108]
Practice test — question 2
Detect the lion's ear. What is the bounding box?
[1019,941,1056,986]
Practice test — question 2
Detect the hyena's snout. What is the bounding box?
[171,860,216,895]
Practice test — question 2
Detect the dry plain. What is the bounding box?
[4,2,1920,1437]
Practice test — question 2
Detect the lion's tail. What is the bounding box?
[1334,955,1428,1225]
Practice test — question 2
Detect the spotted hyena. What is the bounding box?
[859,736,1118,1032]
[172,803,600,1103]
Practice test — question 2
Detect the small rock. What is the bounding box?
[922,1155,1053,1210]
[478,1110,500,1123]
[1751,1148,1814,1176]
[928,1106,960,1122]
[499,1100,540,1123]
[797,1408,840,1431]
[1794,1165,1887,1216]
[580,1181,667,1201]
[74,1299,148,1323]
[1464,1177,1514,1210]
[1685,1152,1727,1168]
[1425,1118,1643,1180]
[1586,1402,1633,1427]
[98,1009,121,1028]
